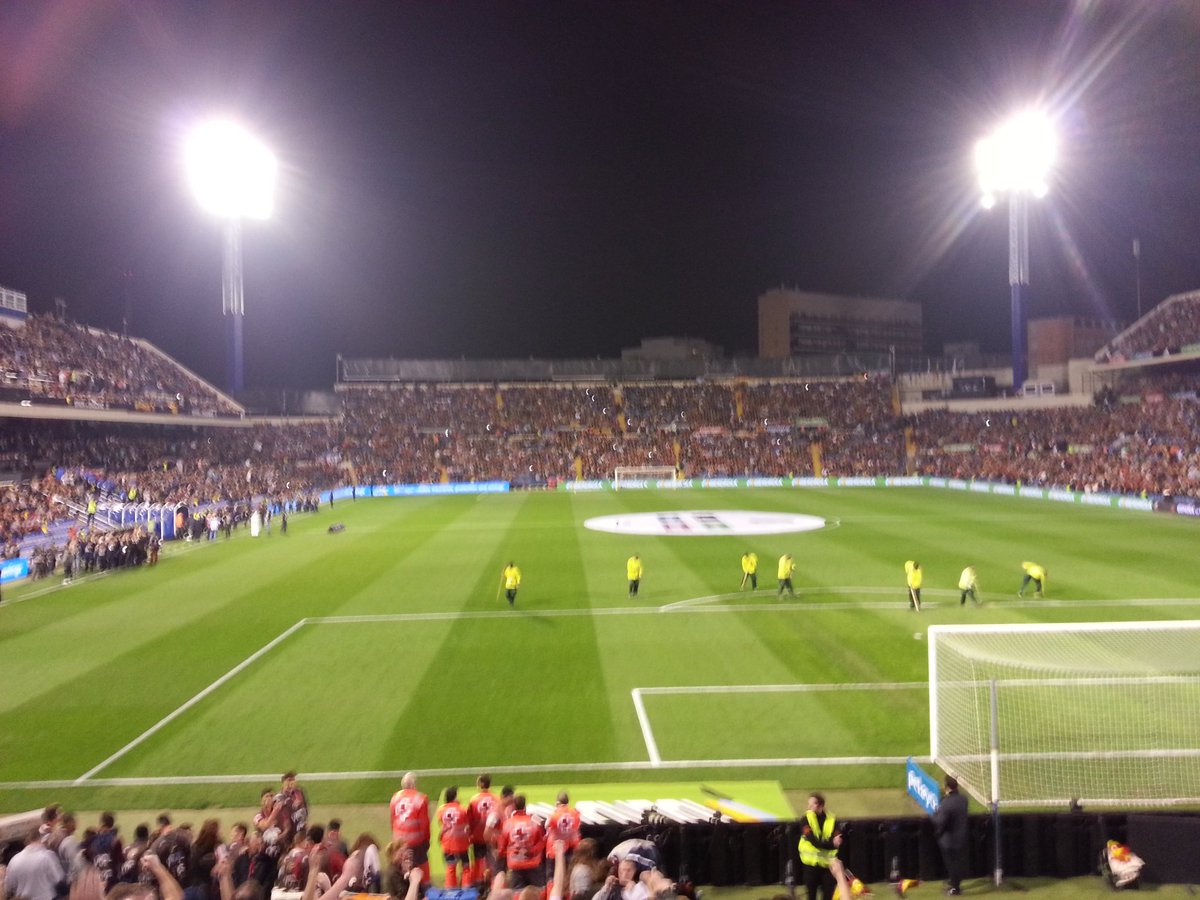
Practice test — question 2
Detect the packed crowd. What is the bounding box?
[20,496,325,583]
[0,773,695,900]
[910,395,1200,496]
[337,377,902,484]
[0,420,342,558]
[26,525,160,580]
[1099,293,1200,360]
[6,362,1200,571]
[0,316,240,416]
[0,477,61,547]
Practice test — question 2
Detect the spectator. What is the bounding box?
[5,828,66,900]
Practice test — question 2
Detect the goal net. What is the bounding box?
[613,465,677,490]
[929,621,1200,808]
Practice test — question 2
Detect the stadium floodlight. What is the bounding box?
[974,109,1056,393]
[186,120,276,220]
[185,120,277,393]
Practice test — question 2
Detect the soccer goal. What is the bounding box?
[613,465,677,490]
[928,621,1200,809]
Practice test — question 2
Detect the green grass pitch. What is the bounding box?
[1,486,1199,814]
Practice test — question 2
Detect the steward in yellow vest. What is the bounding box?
[740,551,758,590]
[1019,561,1046,598]
[798,792,841,900]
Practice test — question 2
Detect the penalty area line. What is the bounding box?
[74,618,310,784]
[630,689,662,766]
[636,681,927,696]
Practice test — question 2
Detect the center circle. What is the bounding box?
[583,510,828,536]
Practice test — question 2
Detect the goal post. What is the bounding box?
[929,621,1200,809]
[613,465,678,490]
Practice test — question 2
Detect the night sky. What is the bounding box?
[2,1,1199,389]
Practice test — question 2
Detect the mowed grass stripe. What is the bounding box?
[374,493,536,770]
[303,494,507,615]
[536,495,620,760]
[102,498,498,778]
[0,536,348,779]
[643,684,928,761]
[72,520,437,781]
[0,540,248,714]
[0,501,467,781]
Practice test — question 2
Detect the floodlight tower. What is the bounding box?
[186,120,276,393]
[975,111,1055,392]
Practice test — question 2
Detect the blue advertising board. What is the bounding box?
[1,557,30,584]
[323,481,509,502]
[906,757,941,815]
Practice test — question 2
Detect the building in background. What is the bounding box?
[757,288,922,362]
[621,336,723,362]
[1028,317,1121,370]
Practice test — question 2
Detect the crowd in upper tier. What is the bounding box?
[1099,293,1200,361]
[0,315,240,416]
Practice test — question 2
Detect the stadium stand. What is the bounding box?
[0,314,242,416]
[8,361,1200,577]
[910,393,1200,497]
[336,375,903,484]
[1096,290,1200,362]
[7,303,1200,583]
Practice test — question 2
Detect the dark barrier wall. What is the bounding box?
[1127,815,1200,885]
[584,812,1194,887]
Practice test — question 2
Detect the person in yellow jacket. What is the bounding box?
[905,560,922,611]
[627,554,643,597]
[958,565,980,606]
[798,792,841,900]
[1019,561,1046,598]
[777,554,796,597]
[740,551,759,590]
[501,562,521,607]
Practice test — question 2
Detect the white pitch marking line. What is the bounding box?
[658,586,942,612]
[658,591,1200,613]
[4,570,112,604]
[630,689,661,766]
[631,682,924,766]
[4,754,935,791]
[74,618,311,783]
[637,682,927,695]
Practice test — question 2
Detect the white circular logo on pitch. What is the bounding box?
[583,510,827,536]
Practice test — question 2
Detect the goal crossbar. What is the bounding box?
[614,465,677,489]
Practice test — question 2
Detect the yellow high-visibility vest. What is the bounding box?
[798,810,838,868]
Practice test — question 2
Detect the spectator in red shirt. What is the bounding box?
[545,792,581,881]
[496,795,545,890]
[435,786,471,888]
[389,772,431,885]
[467,774,499,886]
